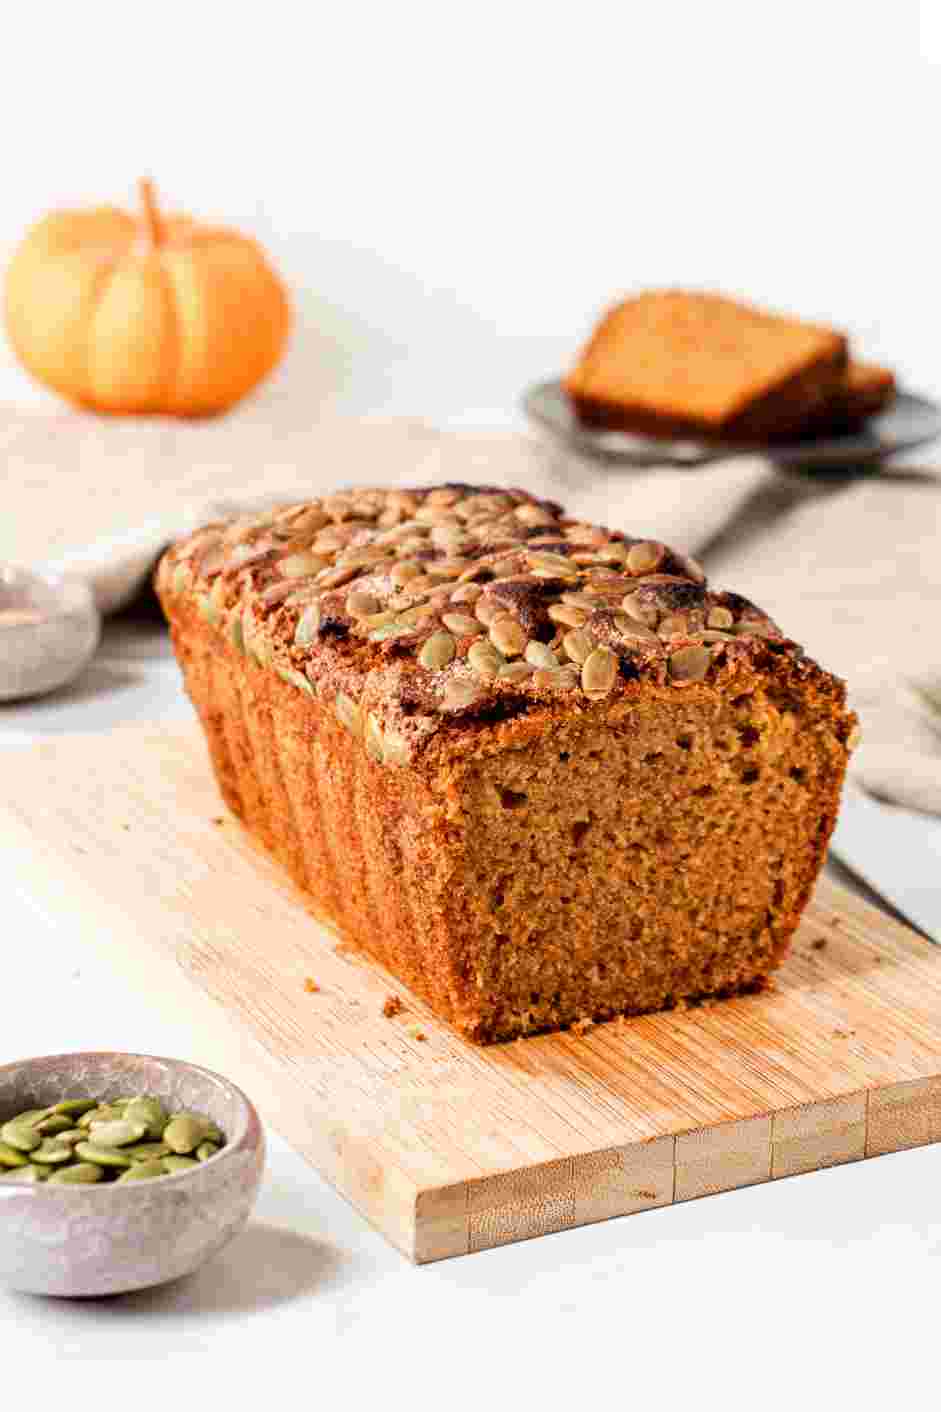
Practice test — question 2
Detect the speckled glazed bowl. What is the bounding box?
[0,1053,264,1297]
[0,564,100,701]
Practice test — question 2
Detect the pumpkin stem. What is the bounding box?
[139,177,165,247]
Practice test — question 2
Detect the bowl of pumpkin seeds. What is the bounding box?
[0,1052,264,1296]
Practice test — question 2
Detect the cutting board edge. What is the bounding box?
[6,725,941,1264]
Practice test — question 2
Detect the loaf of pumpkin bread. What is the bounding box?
[156,484,857,1043]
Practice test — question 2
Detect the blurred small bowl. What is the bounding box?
[0,1052,264,1297]
[0,565,101,702]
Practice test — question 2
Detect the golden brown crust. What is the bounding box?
[156,484,856,1043]
[564,290,848,443]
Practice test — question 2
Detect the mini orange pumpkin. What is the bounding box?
[4,180,291,416]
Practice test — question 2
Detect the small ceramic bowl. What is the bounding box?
[0,1052,265,1297]
[0,564,100,702]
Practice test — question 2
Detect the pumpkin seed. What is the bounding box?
[317,564,358,590]
[294,604,321,646]
[669,645,712,683]
[168,1110,222,1142]
[535,666,579,689]
[474,596,501,627]
[229,612,245,654]
[47,1163,104,1185]
[527,551,576,576]
[614,615,657,642]
[117,1160,169,1182]
[390,560,423,586]
[450,583,482,604]
[525,641,559,670]
[53,1099,98,1117]
[29,1140,73,1165]
[87,1119,148,1148]
[210,577,227,613]
[621,592,659,627]
[419,631,456,671]
[126,1143,172,1163]
[54,1130,87,1146]
[438,679,482,712]
[196,1141,220,1162]
[163,1115,211,1155]
[595,541,629,565]
[335,691,363,737]
[0,1142,29,1168]
[545,601,582,629]
[581,647,617,699]
[12,1108,54,1125]
[74,1142,133,1169]
[1,1164,47,1183]
[249,630,271,668]
[277,666,315,697]
[0,1119,41,1153]
[280,551,327,578]
[163,1156,199,1174]
[489,614,527,658]
[365,713,385,762]
[122,1097,167,1140]
[369,623,411,642]
[467,640,503,679]
[626,542,662,574]
[398,604,438,627]
[196,593,218,625]
[35,1114,74,1136]
[382,731,409,767]
[78,1104,126,1128]
[441,613,480,636]
[497,661,533,683]
[562,628,593,665]
[515,502,558,527]
[347,591,381,619]
[732,619,776,638]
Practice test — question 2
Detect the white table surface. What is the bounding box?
[1,609,939,1400]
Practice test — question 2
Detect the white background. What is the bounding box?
[0,1,939,426]
[3,2,941,1400]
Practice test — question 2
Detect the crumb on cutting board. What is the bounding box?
[303,976,320,994]
[382,994,404,1019]
[812,938,827,951]
[406,1024,427,1041]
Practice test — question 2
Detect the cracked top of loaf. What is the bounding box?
[157,482,818,767]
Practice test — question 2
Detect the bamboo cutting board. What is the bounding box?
[5,725,941,1262]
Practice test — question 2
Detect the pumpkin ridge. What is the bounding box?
[154,256,181,413]
[81,256,123,411]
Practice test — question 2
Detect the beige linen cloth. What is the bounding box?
[2,407,939,813]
